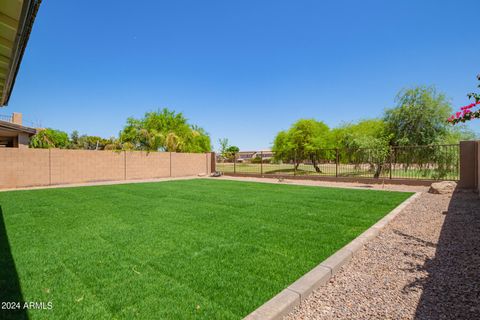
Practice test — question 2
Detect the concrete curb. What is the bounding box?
[244,192,422,320]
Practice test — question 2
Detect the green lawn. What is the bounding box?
[0,179,412,320]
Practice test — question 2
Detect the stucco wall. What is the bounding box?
[50,149,125,185]
[171,152,210,177]
[125,151,170,180]
[0,148,50,187]
[0,149,212,189]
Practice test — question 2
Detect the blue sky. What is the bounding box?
[4,0,480,150]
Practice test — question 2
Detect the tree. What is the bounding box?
[272,130,295,163]
[384,86,452,146]
[331,119,388,148]
[70,130,80,146]
[448,74,480,124]
[217,138,239,160]
[443,125,476,144]
[119,108,211,152]
[272,119,330,172]
[77,135,113,150]
[332,119,391,178]
[218,138,229,156]
[30,128,70,149]
[226,145,239,154]
[184,126,212,153]
[68,130,121,150]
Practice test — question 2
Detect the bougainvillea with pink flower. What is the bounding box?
[448,75,480,124]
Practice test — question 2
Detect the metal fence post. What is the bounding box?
[389,147,393,180]
[456,144,460,180]
[234,152,236,174]
[335,148,339,177]
[260,151,263,175]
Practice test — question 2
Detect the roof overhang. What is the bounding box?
[0,0,41,106]
[0,119,37,135]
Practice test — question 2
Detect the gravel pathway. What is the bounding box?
[285,191,480,320]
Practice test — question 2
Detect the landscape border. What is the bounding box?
[244,191,422,320]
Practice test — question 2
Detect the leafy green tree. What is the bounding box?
[217,138,239,161]
[443,125,477,144]
[384,86,452,146]
[183,126,212,153]
[226,145,239,154]
[272,119,330,172]
[218,138,229,156]
[332,119,391,178]
[70,130,80,146]
[332,119,388,148]
[69,130,118,150]
[272,131,294,164]
[30,128,70,149]
[103,138,134,151]
[119,108,211,152]
[78,136,112,150]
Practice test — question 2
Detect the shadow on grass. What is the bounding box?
[0,206,28,320]
[264,168,310,175]
[408,191,480,320]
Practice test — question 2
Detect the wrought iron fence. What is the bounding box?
[0,114,13,123]
[216,144,460,181]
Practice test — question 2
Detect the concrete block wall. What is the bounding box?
[0,148,50,187]
[171,152,210,177]
[0,149,213,189]
[50,149,125,185]
[125,151,170,180]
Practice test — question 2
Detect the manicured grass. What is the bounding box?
[0,179,412,320]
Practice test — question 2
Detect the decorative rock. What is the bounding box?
[428,181,457,194]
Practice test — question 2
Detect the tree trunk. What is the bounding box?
[311,155,322,173]
[374,163,383,178]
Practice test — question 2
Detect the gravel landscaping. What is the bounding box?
[285,190,480,320]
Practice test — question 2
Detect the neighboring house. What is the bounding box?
[236,150,273,163]
[0,112,36,147]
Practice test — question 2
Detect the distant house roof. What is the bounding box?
[0,119,36,135]
[0,0,42,106]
